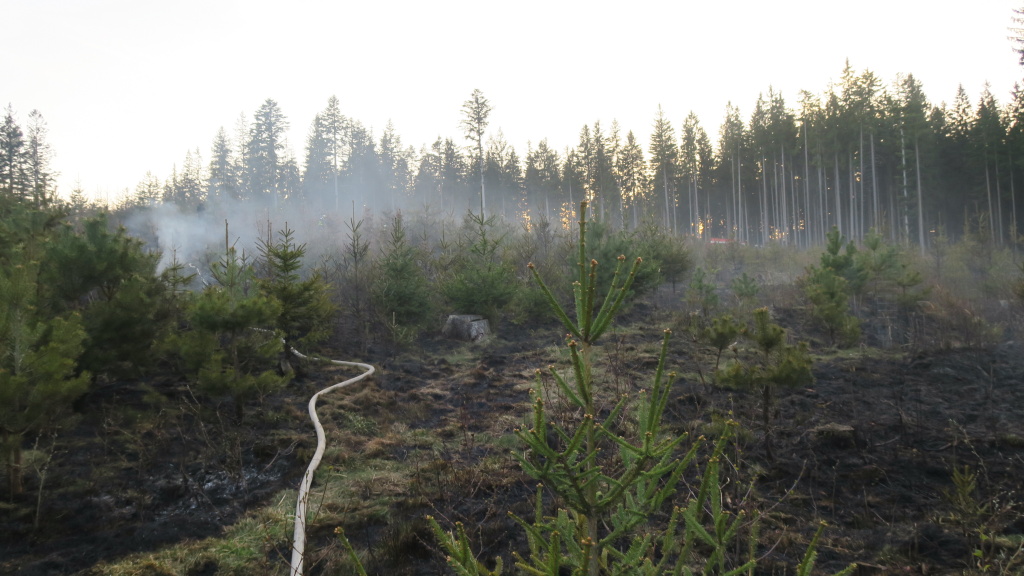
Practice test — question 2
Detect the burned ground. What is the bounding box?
[2,289,1023,575]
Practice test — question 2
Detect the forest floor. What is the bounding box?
[3,286,1024,575]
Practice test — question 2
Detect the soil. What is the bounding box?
[2,287,1023,575]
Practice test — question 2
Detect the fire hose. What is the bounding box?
[287,348,375,576]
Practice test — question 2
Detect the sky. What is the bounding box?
[4,0,1024,202]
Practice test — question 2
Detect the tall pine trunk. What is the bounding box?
[834,153,843,236]
[915,137,926,256]
[984,148,996,245]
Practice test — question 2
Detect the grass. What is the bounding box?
[88,495,294,575]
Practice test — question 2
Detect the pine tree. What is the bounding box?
[165,148,205,209]
[0,251,90,497]
[461,89,492,217]
[430,201,761,576]
[302,112,333,207]
[134,171,162,207]
[801,228,863,347]
[443,212,516,324]
[372,213,431,344]
[617,131,648,230]
[257,222,334,367]
[244,98,289,207]
[345,122,380,213]
[680,112,713,238]
[719,307,813,462]
[379,121,412,213]
[23,110,55,208]
[188,227,286,420]
[38,215,170,377]
[208,127,239,205]
[717,102,746,242]
[649,105,679,233]
[0,105,28,200]
[525,139,562,223]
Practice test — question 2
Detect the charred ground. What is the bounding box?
[3,284,1024,575]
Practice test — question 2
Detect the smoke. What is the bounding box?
[119,190,407,288]
[122,196,328,277]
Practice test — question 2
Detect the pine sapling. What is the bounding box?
[432,201,759,576]
[719,307,813,462]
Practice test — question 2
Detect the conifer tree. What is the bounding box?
[719,307,813,461]
[23,110,54,208]
[208,127,239,205]
[0,251,90,497]
[0,105,27,200]
[244,98,289,206]
[617,131,648,230]
[188,226,286,420]
[430,202,760,576]
[443,211,516,324]
[525,139,562,222]
[801,228,862,347]
[461,89,492,217]
[372,213,431,344]
[39,215,169,377]
[649,105,679,233]
[257,222,334,366]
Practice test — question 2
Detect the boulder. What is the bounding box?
[443,314,490,342]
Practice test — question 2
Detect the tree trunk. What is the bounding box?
[1010,150,1018,259]
[9,438,24,498]
[870,131,879,236]
[761,384,775,463]
[803,124,812,248]
[996,151,1005,246]
[915,138,926,256]
[900,128,910,243]
[834,153,843,236]
[985,148,995,245]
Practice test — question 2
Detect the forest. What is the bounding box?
[20,61,1024,254]
[2,34,1024,576]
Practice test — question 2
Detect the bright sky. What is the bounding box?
[4,0,1023,201]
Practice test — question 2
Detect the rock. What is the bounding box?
[443,314,490,342]
[809,422,857,448]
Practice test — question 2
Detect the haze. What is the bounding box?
[4,0,1022,199]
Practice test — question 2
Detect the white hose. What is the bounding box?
[288,348,375,576]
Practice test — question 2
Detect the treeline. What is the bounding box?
[4,64,1024,250]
